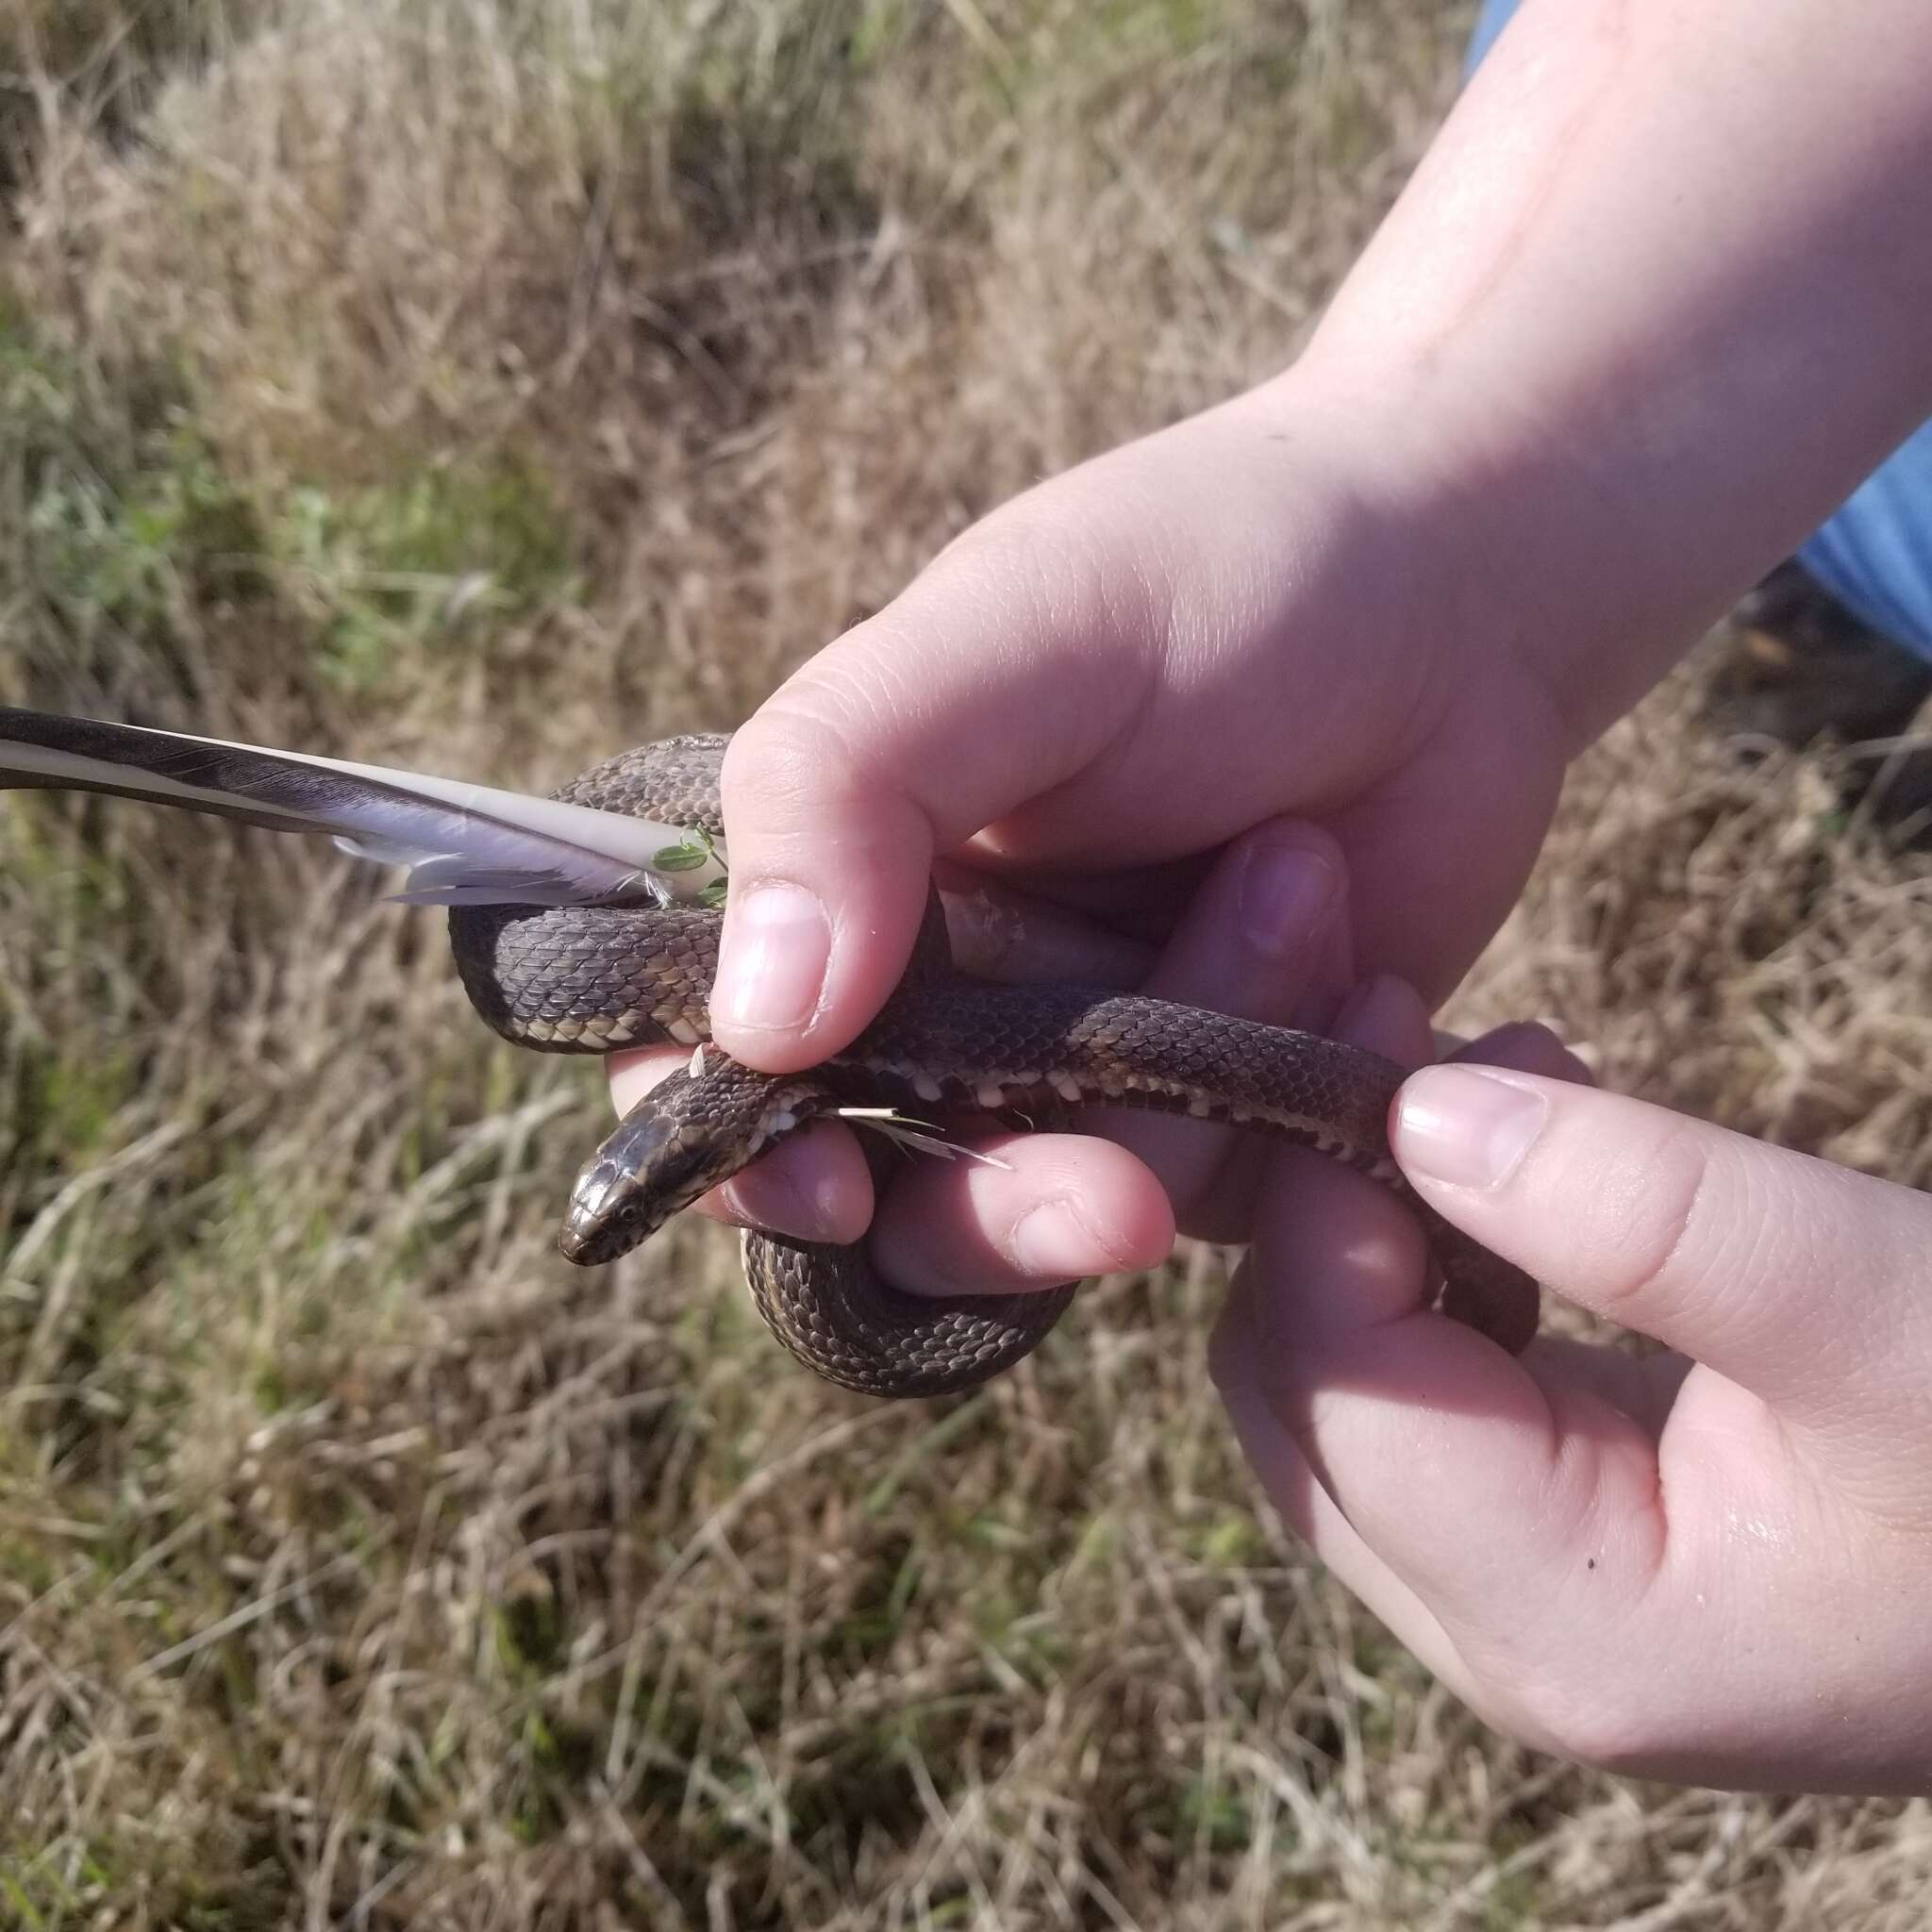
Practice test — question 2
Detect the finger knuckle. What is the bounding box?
[1590,1123,1719,1320]
[722,689,932,868]
[934,496,1168,658]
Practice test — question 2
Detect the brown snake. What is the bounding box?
[449,733,1541,1397]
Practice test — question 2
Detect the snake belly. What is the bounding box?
[447,735,1541,1398]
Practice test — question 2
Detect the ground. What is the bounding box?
[1,2,1929,1925]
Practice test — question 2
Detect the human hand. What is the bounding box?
[1212,974,1932,1797]
[614,777,1931,1794]
[607,0,1932,1276]
[610,384,1577,1264]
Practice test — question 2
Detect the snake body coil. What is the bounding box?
[449,735,1540,1397]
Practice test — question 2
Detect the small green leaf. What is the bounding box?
[653,841,710,873]
[698,879,730,910]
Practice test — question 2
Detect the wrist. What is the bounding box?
[1249,343,1707,759]
[1249,0,1932,757]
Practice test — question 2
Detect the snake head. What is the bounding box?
[558,1069,832,1267]
[558,1105,733,1266]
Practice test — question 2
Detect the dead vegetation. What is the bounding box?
[0,1,1928,1925]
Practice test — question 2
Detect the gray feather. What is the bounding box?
[0,708,721,908]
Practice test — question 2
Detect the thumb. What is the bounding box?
[709,512,1163,1071]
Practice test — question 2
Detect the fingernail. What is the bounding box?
[712,883,831,1033]
[1009,1198,1111,1276]
[1396,1065,1548,1191]
[1237,839,1339,959]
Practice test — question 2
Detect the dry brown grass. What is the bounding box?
[1,2,1929,1924]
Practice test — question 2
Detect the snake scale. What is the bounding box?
[448,734,1540,1397]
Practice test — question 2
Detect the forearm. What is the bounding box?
[1281,0,1932,746]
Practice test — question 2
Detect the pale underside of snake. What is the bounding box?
[0,712,1540,1397]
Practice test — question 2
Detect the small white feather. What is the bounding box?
[835,1108,1015,1168]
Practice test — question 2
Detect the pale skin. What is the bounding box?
[611,0,1932,1792]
